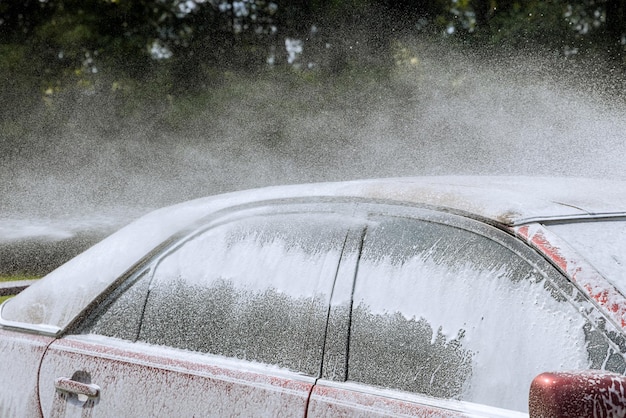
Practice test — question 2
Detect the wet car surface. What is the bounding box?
[2,176,626,417]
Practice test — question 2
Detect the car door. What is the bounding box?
[308,205,626,417]
[37,206,363,417]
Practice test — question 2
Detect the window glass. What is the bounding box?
[348,216,606,412]
[79,269,151,340]
[137,213,351,376]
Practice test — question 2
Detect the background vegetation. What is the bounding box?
[1,0,625,98]
[2,0,625,158]
[0,275,40,303]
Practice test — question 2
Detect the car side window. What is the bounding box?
[130,212,352,376]
[78,269,152,341]
[347,215,618,412]
[79,212,352,376]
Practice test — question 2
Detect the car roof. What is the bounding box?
[204,175,626,227]
[3,175,626,334]
[323,176,626,226]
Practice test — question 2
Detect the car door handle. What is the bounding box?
[54,377,100,399]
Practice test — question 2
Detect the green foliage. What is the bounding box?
[0,275,40,282]
[479,1,572,47]
[0,276,40,304]
[0,44,27,72]
[0,0,624,102]
[310,0,373,16]
[423,0,625,58]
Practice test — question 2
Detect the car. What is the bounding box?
[2,176,626,417]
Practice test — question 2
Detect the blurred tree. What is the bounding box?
[0,0,624,94]
[0,0,49,42]
[433,0,626,59]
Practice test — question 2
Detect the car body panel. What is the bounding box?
[38,335,313,417]
[513,223,626,330]
[0,329,52,417]
[544,220,626,302]
[308,380,527,418]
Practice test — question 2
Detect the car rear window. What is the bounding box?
[347,215,614,412]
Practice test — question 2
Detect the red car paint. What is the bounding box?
[514,224,626,329]
[529,371,626,418]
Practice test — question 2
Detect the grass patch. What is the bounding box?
[0,275,40,282]
[0,275,41,304]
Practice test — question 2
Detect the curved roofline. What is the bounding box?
[130,175,625,228]
[242,175,626,227]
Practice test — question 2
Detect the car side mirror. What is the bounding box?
[529,370,626,417]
